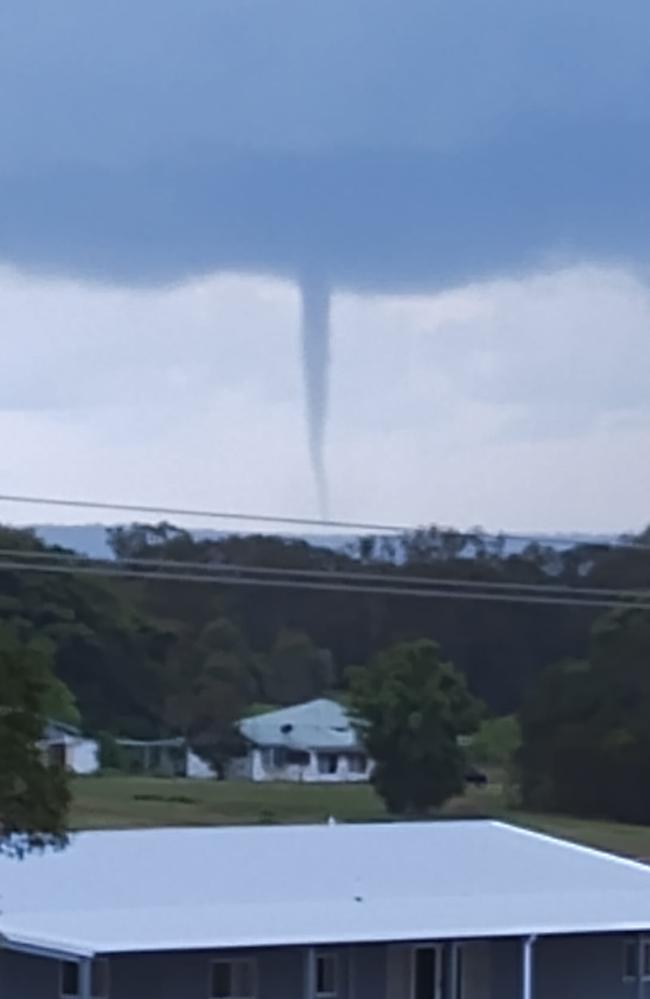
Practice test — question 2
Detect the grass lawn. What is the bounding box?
[70,776,385,830]
[70,775,650,860]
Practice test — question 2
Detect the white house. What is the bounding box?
[38,720,99,776]
[2,820,650,998]
[229,698,372,783]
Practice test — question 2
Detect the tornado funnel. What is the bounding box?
[300,276,331,517]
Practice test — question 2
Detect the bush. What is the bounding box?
[469,716,521,768]
[97,732,128,773]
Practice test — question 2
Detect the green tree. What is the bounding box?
[518,658,600,815]
[97,731,128,772]
[0,624,70,853]
[469,715,521,768]
[41,674,82,729]
[349,639,481,814]
[163,617,261,747]
[519,608,650,823]
[0,525,172,738]
[262,629,334,705]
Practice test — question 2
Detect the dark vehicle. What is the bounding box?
[464,766,488,788]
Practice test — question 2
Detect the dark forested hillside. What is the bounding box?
[0,526,171,738]
[2,521,650,745]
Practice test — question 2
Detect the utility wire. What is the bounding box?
[0,491,648,552]
[0,546,649,602]
[1,556,649,611]
[0,492,409,533]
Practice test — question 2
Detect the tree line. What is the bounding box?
[2,519,650,846]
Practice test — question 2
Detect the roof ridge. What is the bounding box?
[490,819,650,873]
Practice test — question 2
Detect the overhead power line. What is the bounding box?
[0,492,409,534]
[0,491,649,553]
[1,554,649,612]
[0,546,648,602]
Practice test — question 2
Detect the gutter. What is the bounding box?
[0,930,95,962]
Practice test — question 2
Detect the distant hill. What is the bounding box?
[33,524,357,559]
[32,523,619,561]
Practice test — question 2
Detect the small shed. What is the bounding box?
[115,737,216,779]
[38,720,99,776]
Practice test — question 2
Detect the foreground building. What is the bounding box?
[1,819,650,998]
[230,698,372,782]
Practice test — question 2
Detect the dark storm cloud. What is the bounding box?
[1,0,650,288]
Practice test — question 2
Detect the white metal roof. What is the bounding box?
[42,719,83,741]
[1,820,650,959]
[239,699,360,750]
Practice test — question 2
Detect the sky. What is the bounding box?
[1,0,650,535]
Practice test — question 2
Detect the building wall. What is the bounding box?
[37,736,100,775]
[481,933,646,999]
[0,950,59,996]
[185,750,217,779]
[536,933,645,999]
[0,934,644,999]
[70,738,100,775]
[113,946,384,999]
[227,749,257,780]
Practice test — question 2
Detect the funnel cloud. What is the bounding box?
[300,277,331,516]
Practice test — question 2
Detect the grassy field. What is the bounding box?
[70,775,650,859]
[70,776,384,830]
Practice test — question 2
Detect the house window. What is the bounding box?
[623,938,650,981]
[318,753,338,775]
[316,954,338,997]
[286,749,310,766]
[211,959,256,999]
[60,959,109,998]
[624,939,637,980]
[262,748,286,769]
